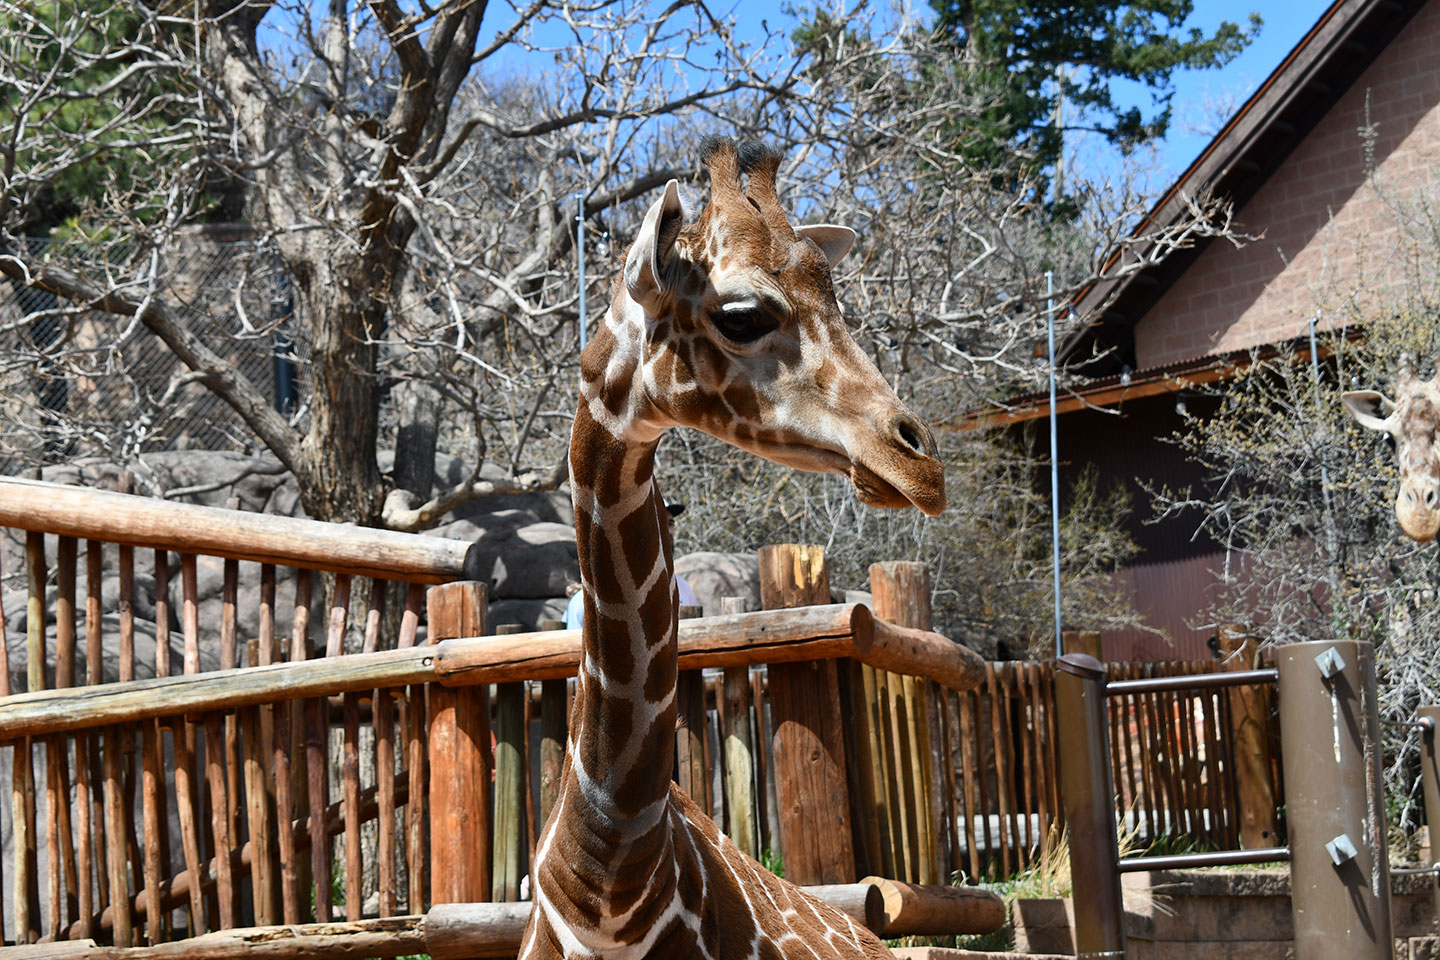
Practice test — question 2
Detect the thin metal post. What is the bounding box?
[1418,706,1440,922]
[1276,640,1391,959]
[576,193,587,352]
[1055,653,1124,958]
[1047,271,1062,659]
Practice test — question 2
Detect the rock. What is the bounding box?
[674,552,761,616]
[1,612,216,692]
[440,512,579,600]
[487,597,572,632]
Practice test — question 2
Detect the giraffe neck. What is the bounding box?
[566,396,678,841]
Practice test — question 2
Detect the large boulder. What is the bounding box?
[434,513,578,601]
[674,551,761,616]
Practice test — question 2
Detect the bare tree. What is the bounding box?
[0,0,1242,671]
[1149,139,1440,827]
[0,0,799,523]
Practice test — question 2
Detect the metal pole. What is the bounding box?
[1418,706,1440,923]
[1276,640,1391,959]
[576,193,587,352]
[1047,271,1062,659]
[1055,653,1125,958]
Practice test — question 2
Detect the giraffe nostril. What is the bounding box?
[893,414,934,458]
[1428,488,1439,509]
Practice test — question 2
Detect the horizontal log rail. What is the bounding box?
[6,879,1003,959]
[0,477,479,582]
[0,604,985,739]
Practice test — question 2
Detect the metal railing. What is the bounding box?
[1056,641,1394,960]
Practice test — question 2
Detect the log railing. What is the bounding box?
[0,478,1268,952]
[0,477,475,945]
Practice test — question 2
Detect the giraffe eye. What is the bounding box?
[711,307,775,344]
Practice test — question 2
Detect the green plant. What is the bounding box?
[760,848,784,879]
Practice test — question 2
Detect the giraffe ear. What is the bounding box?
[796,224,856,268]
[1342,390,1397,433]
[625,179,686,312]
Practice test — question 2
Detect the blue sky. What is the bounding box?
[264,0,1339,200]
[476,0,1339,192]
[1107,0,1336,185]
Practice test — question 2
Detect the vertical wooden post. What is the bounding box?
[719,597,758,860]
[492,623,528,903]
[1216,625,1278,849]
[869,562,939,885]
[758,545,855,884]
[1061,630,1103,660]
[537,620,568,840]
[675,605,710,812]
[427,582,492,905]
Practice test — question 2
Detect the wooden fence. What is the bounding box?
[0,478,1283,949]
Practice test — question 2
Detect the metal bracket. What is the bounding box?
[1325,833,1358,866]
[1315,646,1346,680]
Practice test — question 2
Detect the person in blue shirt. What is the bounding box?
[564,501,698,629]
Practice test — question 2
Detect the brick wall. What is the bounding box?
[1134,0,1440,368]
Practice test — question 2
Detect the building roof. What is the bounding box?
[967,0,1427,429]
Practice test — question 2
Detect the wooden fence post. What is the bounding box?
[719,597,758,860]
[537,619,568,842]
[427,582,492,905]
[675,605,710,812]
[1216,625,1278,849]
[492,623,527,903]
[758,545,855,884]
[869,561,939,885]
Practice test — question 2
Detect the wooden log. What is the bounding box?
[400,583,425,916]
[14,736,40,943]
[240,701,277,925]
[8,916,430,960]
[140,723,165,943]
[720,596,757,860]
[78,543,104,941]
[492,624,527,904]
[861,663,898,879]
[52,544,83,932]
[860,876,1005,936]
[759,544,854,886]
[956,690,981,879]
[102,727,133,945]
[27,531,45,692]
[421,882,887,959]
[869,562,939,885]
[68,770,410,939]
[422,902,534,960]
[0,605,982,740]
[1217,626,1278,849]
[0,476,480,583]
[171,717,207,933]
[883,666,917,882]
[674,606,710,814]
[537,618,568,840]
[203,713,237,929]
[426,582,491,905]
[221,557,242,861]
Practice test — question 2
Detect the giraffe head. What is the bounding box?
[593,136,945,516]
[1343,355,1440,542]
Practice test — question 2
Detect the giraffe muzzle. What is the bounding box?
[1397,478,1440,542]
[846,410,946,516]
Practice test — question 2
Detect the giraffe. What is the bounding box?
[520,136,945,959]
[1343,354,1440,542]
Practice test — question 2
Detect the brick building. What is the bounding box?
[971,0,1439,658]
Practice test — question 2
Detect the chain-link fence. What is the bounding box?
[0,229,308,474]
